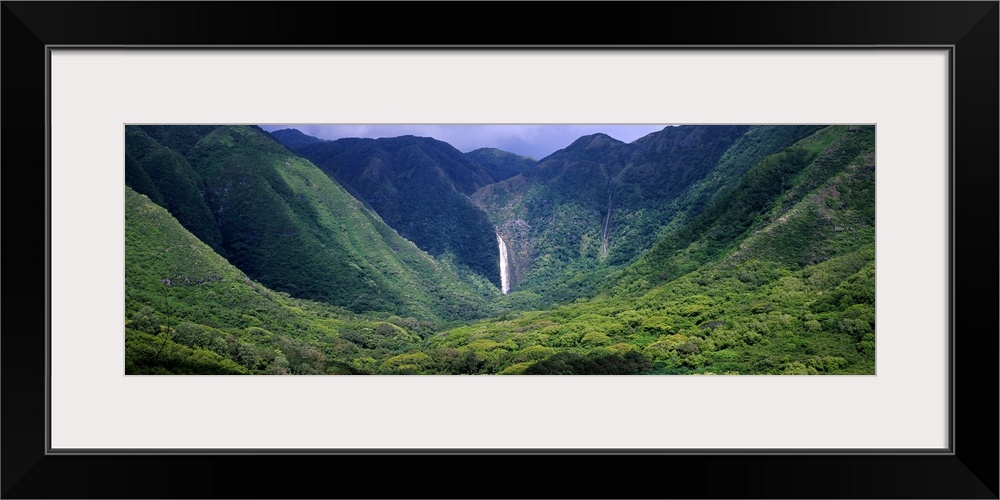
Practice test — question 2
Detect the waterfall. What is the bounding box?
[497,233,511,294]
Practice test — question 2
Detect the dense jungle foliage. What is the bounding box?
[126,125,875,375]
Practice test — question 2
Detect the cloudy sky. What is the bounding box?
[258,124,673,160]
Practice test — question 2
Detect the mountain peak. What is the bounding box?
[268,128,324,151]
[270,127,309,136]
[466,147,537,182]
[467,147,535,162]
[568,133,625,151]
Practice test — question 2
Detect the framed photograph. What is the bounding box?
[3,2,996,498]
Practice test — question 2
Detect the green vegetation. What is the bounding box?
[614,125,873,294]
[126,126,495,321]
[466,147,537,182]
[126,125,876,375]
[417,246,874,375]
[470,126,820,310]
[267,128,324,151]
[289,135,502,287]
[125,127,225,253]
[126,185,473,375]
[135,125,222,156]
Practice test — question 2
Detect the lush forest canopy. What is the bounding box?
[125,124,875,375]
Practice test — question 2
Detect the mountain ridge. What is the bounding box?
[126,125,496,322]
[126,124,876,375]
[287,134,503,286]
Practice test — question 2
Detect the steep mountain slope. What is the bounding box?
[647,125,826,233]
[125,127,226,253]
[125,125,495,321]
[134,125,221,156]
[268,128,324,150]
[289,136,502,286]
[471,125,819,306]
[466,147,537,182]
[427,126,876,375]
[127,185,317,374]
[125,124,875,375]
[609,125,823,262]
[126,186,449,375]
[614,125,873,293]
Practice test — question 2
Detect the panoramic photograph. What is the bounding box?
[124,124,875,375]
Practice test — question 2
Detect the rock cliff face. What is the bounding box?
[496,217,533,291]
[471,176,534,291]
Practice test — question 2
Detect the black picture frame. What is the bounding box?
[2,2,996,498]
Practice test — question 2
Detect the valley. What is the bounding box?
[125,124,875,375]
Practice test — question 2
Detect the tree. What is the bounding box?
[130,306,160,335]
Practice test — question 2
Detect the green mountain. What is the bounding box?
[127,184,316,374]
[268,128,324,150]
[614,126,873,293]
[290,135,502,287]
[429,126,876,375]
[466,147,537,182]
[471,125,820,307]
[126,124,875,375]
[134,125,222,156]
[125,125,495,322]
[125,127,226,253]
[126,185,444,375]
